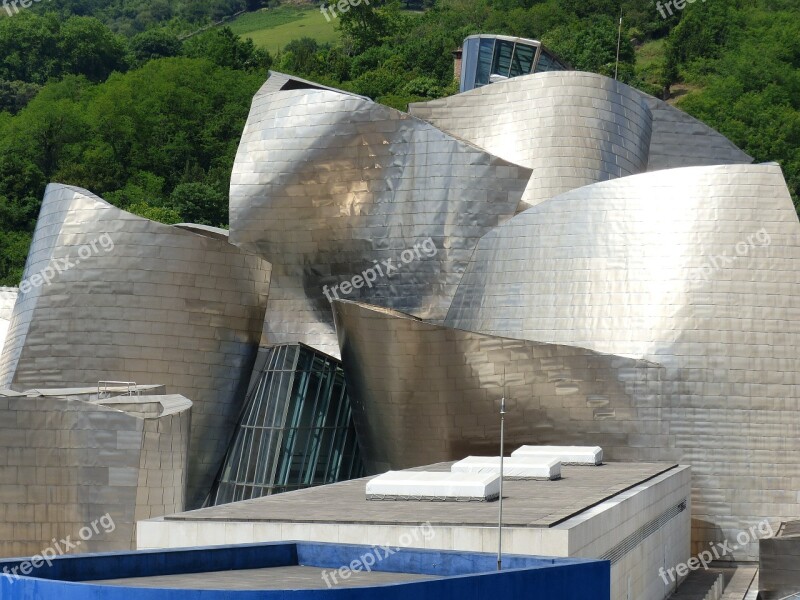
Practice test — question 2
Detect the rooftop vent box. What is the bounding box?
[366,471,500,502]
[451,456,561,480]
[512,445,603,465]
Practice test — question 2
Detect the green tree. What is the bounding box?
[58,17,129,81]
[0,231,31,286]
[130,29,183,66]
[182,27,271,72]
[169,182,227,226]
[0,13,61,84]
[127,202,182,224]
[542,15,635,78]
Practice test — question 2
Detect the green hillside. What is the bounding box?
[0,0,799,286]
[228,6,341,53]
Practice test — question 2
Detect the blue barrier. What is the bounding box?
[0,540,610,599]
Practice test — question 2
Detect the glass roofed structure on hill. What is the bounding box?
[459,34,570,92]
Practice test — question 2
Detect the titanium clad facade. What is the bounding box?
[411,71,753,205]
[444,163,800,559]
[229,73,532,358]
[409,71,653,207]
[0,184,272,508]
[641,94,753,171]
[0,391,190,557]
[0,287,17,358]
[210,344,363,505]
[333,300,661,474]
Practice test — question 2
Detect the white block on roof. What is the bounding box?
[511,445,603,465]
[366,471,500,501]
[451,456,561,480]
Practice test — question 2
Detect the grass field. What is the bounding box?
[228,6,340,53]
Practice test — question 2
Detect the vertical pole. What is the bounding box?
[497,393,506,571]
[615,8,623,80]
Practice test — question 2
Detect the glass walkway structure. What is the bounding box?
[209,344,364,505]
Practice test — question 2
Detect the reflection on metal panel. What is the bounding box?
[413,71,752,204]
[641,94,754,170]
[0,287,17,358]
[445,163,800,559]
[210,343,364,505]
[0,184,272,508]
[0,389,190,557]
[332,299,661,475]
[410,72,653,208]
[229,73,532,358]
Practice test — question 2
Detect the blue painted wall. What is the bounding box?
[0,541,610,600]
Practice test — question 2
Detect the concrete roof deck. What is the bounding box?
[167,461,678,528]
[92,566,436,590]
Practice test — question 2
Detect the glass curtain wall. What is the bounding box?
[461,35,569,92]
[210,344,364,505]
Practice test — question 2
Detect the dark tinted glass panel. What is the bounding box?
[209,344,365,506]
[475,38,495,86]
[509,43,536,77]
[491,39,515,78]
[535,50,567,73]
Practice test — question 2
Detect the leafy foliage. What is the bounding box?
[0,0,798,285]
[665,2,800,207]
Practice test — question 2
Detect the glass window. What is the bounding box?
[475,38,495,86]
[491,39,515,78]
[535,50,567,73]
[209,344,365,506]
[509,43,536,77]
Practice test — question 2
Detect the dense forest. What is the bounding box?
[0,0,798,285]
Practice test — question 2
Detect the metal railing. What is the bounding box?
[97,381,139,400]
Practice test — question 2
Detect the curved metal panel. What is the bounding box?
[641,94,753,171]
[0,391,190,557]
[332,299,661,474]
[445,163,800,559]
[409,71,653,208]
[0,184,272,508]
[0,287,17,358]
[229,73,532,358]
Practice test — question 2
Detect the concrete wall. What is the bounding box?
[560,465,691,600]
